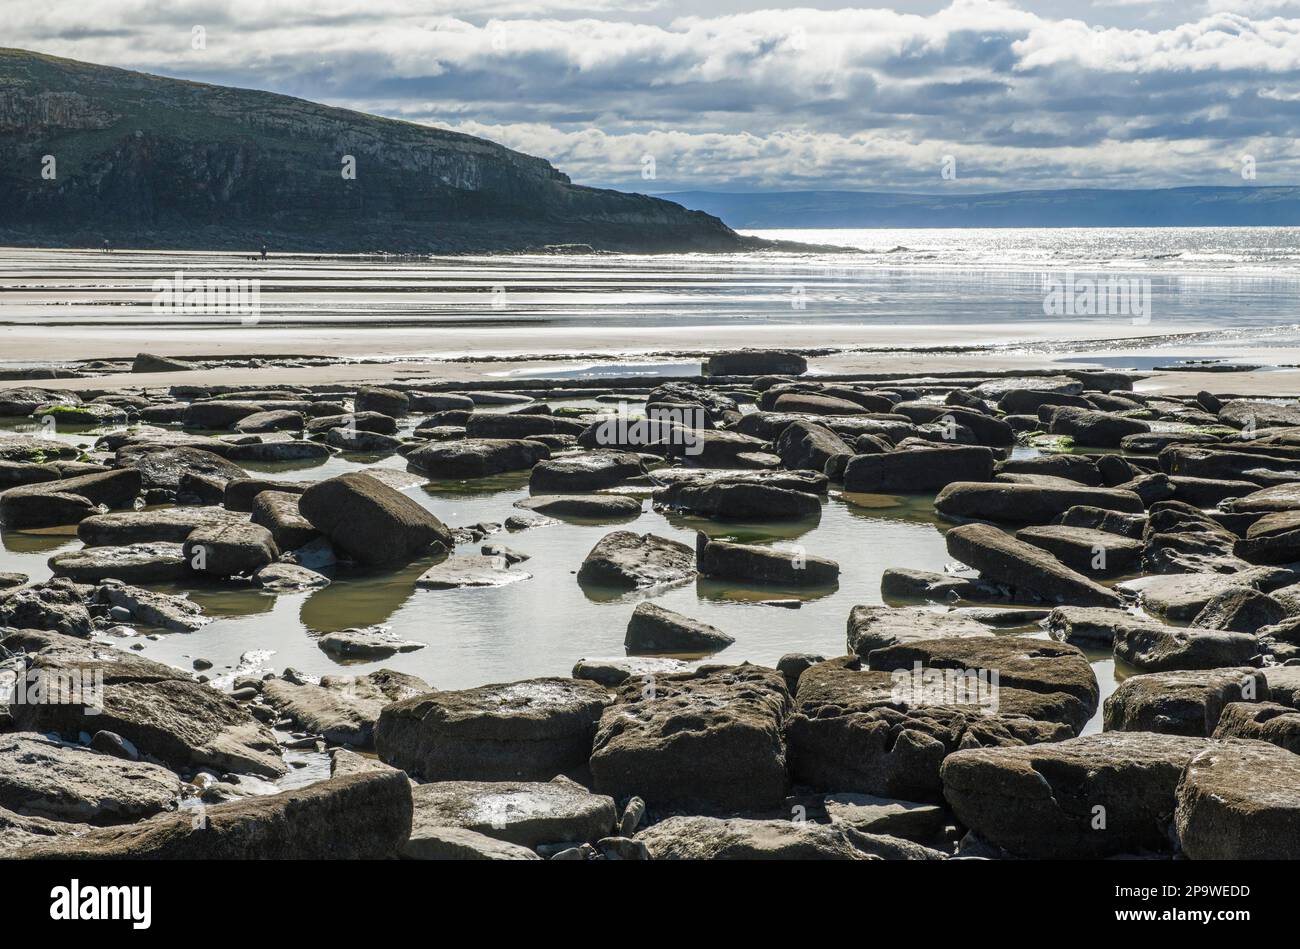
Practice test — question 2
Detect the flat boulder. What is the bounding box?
[376,678,612,781]
[1114,625,1260,672]
[77,506,246,546]
[317,627,425,660]
[1103,667,1267,736]
[0,733,180,825]
[697,536,839,588]
[415,554,532,589]
[19,770,412,859]
[262,669,429,748]
[1015,525,1142,578]
[941,732,1214,857]
[846,605,992,655]
[844,445,994,494]
[529,451,644,493]
[637,816,887,860]
[704,350,807,376]
[183,522,279,577]
[935,481,1143,525]
[653,480,820,520]
[576,531,695,589]
[590,666,790,813]
[515,494,641,520]
[1044,406,1149,447]
[1212,701,1300,753]
[774,420,852,473]
[407,438,549,478]
[409,777,615,849]
[1,469,142,528]
[298,472,453,566]
[1175,740,1300,859]
[49,543,188,584]
[945,522,1122,607]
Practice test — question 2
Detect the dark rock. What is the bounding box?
[624,602,734,655]
[576,531,695,589]
[945,522,1122,607]
[1103,667,1267,736]
[298,472,453,565]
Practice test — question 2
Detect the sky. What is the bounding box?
[10,0,1300,193]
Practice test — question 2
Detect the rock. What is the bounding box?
[653,480,820,520]
[1054,505,1146,539]
[415,554,532,589]
[1223,482,1300,514]
[89,731,139,761]
[0,460,60,488]
[1044,605,1152,648]
[403,825,542,860]
[889,402,1013,446]
[1014,525,1142,578]
[317,627,425,660]
[1103,667,1268,736]
[843,445,994,494]
[697,536,839,587]
[1235,509,1300,564]
[307,412,398,436]
[1044,406,1149,447]
[1190,586,1285,632]
[233,409,303,433]
[1212,701,1300,753]
[935,481,1143,525]
[570,656,693,687]
[619,796,646,836]
[590,666,790,813]
[785,657,1073,802]
[773,421,852,473]
[466,413,586,440]
[6,630,286,778]
[324,427,402,453]
[406,438,549,478]
[1218,398,1300,430]
[0,589,93,637]
[222,477,310,512]
[996,388,1091,415]
[376,678,612,781]
[776,652,824,694]
[1114,625,1260,672]
[354,386,409,418]
[774,393,870,416]
[255,562,331,591]
[514,494,641,520]
[1264,666,1300,708]
[132,353,193,373]
[99,582,207,632]
[77,506,247,546]
[1119,570,1283,622]
[945,523,1122,607]
[262,669,430,748]
[624,602,734,655]
[598,835,650,860]
[19,770,412,859]
[49,543,189,584]
[635,815,878,860]
[298,472,453,566]
[117,446,246,494]
[1175,740,1300,860]
[529,451,644,493]
[941,732,1214,857]
[576,531,695,589]
[703,350,807,376]
[248,490,319,550]
[183,522,279,577]
[866,636,1098,730]
[845,605,992,655]
[0,733,179,825]
[409,777,615,849]
[0,469,142,528]
[823,792,947,841]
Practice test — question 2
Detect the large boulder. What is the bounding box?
[1175,739,1300,859]
[261,669,430,748]
[409,777,615,850]
[49,543,189,584]
[697,536,839,587]
[1113,624,1260,672]
[1044,406,1149,447]
[589,666,790,813]
[0,733,180,825]
[0,469,142,528]
[1103,667,1268,736]
[407,438,549,478]
[77,506,247,546]
[845,605,992,655]
[703,350,807,376]
[249,490,319,550]
[116,446,247,494]
[1212,701,1300,753]
[19,770,412,859]
[941,732,1214,857]
[298,472,453,566]
[1014,525,1142,578]
[5,630,286,778]
[624,602,734,655]
[529,451,644,493]
[576,531,695,589]
[653,480,820,520]
[354,386,409,418]
[774,421,852,474]
[935,481,1143,525]
[785,657,1074,802]
[183,522,279,577]
[376,678,611,781]
[945,522,1122,607]
[843,445,994,494]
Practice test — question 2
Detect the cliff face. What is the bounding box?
[0,49,749,253]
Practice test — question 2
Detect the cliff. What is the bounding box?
[0,49,757,254]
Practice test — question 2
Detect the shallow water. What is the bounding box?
[0,408,1130,735]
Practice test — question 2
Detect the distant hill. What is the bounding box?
[660,187,1300,229]
[0,49,756,254]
